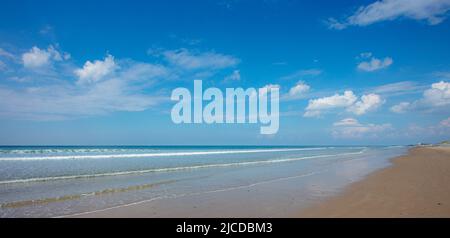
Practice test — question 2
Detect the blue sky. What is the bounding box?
[0,0,449,145]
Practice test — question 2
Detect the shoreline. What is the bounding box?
[62,146,406,218]
[299,146,450,217]
[59,145,450,218]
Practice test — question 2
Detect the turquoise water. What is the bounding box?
[0,146,408,217]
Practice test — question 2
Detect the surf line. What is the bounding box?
[0,148,327,161]
[0,150,364,185]
[171,80,279,134]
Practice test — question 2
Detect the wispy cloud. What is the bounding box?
[370,81,424,96]
[160,48,239,70]
[434,71,450,79]
[390,102,411,113]
[357,53,393,72]
[0,45,240,120]
[333,118,360,126]
[441,117,450,127]
[223,69,241,82]
[327,0,450,30]
[279,68,322,81]
[39,25,54,35]
[0,48,15,60]
[404,116,450,138]
[0,50,168,120]
[0,80,163,120]
[332,118,392,138]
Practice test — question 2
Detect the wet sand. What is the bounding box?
[299,146,450,217]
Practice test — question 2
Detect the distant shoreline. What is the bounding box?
[299,146,450,217]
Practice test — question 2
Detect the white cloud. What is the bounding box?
[224,70,241,81]
[288,81,310,97]
[306,91,357,110]
[347,93,383,115]
[332,118,392,138]
[75,55,117,84]
[304,91,357,117]
[422,80,450,107]
[388,81,450,114]
[22,47,51,68]
[357,56,393,72]
[304,91,383,117]
[303,110,322,118]
[390,102,411,113]
[333,118,361,126]
[328,0,450,29]
[47,46,63,61]
[22,45,66,69]
[161,48,239,70]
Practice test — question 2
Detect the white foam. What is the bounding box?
[0,148,331,161]
[0,150,363,185]
[0,148,158,155]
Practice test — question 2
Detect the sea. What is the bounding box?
[0,145,408,217]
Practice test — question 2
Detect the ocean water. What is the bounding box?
[0,146,408,217]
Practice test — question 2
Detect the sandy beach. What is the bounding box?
[300,146,450,218]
